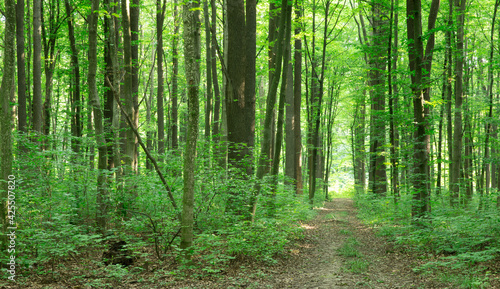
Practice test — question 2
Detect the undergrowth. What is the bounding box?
[2,136,317,286]
[354,192,500,288]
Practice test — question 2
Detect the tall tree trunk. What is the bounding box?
[172,0,180,150]
[0,0,16,249]
[121,0,137,176]
[33,0,43,135]
[42,0,60,142]
[204,0,213,140]
[270,7,293,212]
[16,0,27,134]
[285,55,295,186]
[211,0,221,140]
[88,0,108,233]
[368,0,388,196]
[406,0,440,220]
[131,0,140,171]
[309,0,339,202]
[252,0,290,218]
[293,0,303,195]
[65,0,82,155]
[180,0,200,255]
[480,0,499,205]
[157,0,166,161]
[388,0,399,200]
[450,0,466,206]
[226,0,256,174]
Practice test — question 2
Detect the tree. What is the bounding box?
[252,0,290,217]
[121,0,137,173]
[367,0,388,196]
[33,0,43,135]
[88,0,108,232]
[211,0,222,140]
[293,0,304,195]
[172,0,180,150]
[0,0,16,249]
[225,0,256,215]
[204,0,213,139]
[225,0,256,176]
[157,0,166,160]
[450,0,466,206]
[406,0,440,219]
[180,0,200,254]
[42,0,62,140]
[16,0,27,134]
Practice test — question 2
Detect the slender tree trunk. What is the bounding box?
[480,0,499,206]
[285,55,295,185]
[293,0,303,195]
[121,0,136,173]
[157,0,166,161]
[172,0,180,150]
[270,7,293,212]
[131,0,140,171]
[450,0,466,206]
[0,0,16,250]
[89,0,108,233]
[388,0,399,200]
[65,0,82,156]
[42,0,60,143]
[180,0,200,255]
[16,0,27,134]
[368,0,388,196]
[33,0,43,135]
[204,0,212,140]
[211,0,221,140]
[251,0,290,218]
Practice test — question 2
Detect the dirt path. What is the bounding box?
[173,198,446,288]
[264,198,444,289]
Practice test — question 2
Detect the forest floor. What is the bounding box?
[6,198,495,288]
[173,198,451,289]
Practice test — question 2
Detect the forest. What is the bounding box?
[1,0,500,287]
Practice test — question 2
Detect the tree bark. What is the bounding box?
[88,0,108,233]
[226,0,256,174]
[211,0,221,140]
[65,0,83,155]
[180,0,200,255]
[293,0,303,195]
[406,0,440,220]
[368,0,388,196]
[33,0,43,135]
[157,0,166,161]
[450,0,466,206]
[0,0,16,249]
[131,0,140,171]
[16,0,27,134]
[204,0,213,140]
[172,0,180,150]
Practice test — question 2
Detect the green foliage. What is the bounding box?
[338,237,362,258]
[343,258,370,274]
[355,191,500,287]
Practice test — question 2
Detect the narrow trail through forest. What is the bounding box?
[176,198,447,288]
[267,198,441,289]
